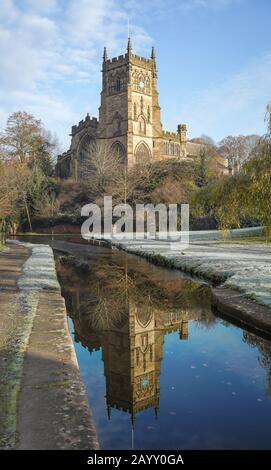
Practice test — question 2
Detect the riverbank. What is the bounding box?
[0,241,99,450]
[110,238,271,336]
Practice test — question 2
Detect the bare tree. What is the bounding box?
[189,134,215,146]
[0,160,52,233]
[218,134,260,173]
[82,141,124,196]
[0,111,57,175]
[82,140,152,205]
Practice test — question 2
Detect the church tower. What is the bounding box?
[98,39,163,166]
[56,40,210,180]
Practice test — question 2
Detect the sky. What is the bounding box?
[0,0,270,151]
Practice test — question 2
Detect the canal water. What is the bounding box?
[51,241,271,450]
[16,236,271,449]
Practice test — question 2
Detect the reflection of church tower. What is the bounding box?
[103,300,161,424]
[62,276,190,424]
[102,300,189,424]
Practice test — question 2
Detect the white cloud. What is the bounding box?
[24,0,58,15]
[0,0,262,150]
[0,0,152,147]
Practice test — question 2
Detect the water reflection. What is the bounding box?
[243,331,271,398]
[57,253,212,425]
[55,249,271,449]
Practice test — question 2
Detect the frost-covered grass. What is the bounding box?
[114,239,271,308]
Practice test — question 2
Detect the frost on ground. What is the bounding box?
[115,240,271,308]
[1,241,60,449]
[8,241,60,291]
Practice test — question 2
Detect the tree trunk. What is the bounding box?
[24,196,32,232]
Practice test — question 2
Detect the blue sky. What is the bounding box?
[0,0,270,150]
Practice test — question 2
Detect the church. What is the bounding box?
[56,39,204,180]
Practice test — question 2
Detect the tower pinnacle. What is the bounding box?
[103,46,108,62]
[127,37,132,55]
[151,46,157,78]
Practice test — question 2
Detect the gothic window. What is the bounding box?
[111,141,126,161]
[133,102,137,120]
[77,134,94,179]
[135,141,151,164]
[132,71,151,94]
[138,115,146,135]
[136,307,153,328]
[175,144,180,157]
[108,73,115,94]
[164,141,170,155]
[170,142,174,155]
[108,73,126,94]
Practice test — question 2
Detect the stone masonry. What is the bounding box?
[56,39,207,180]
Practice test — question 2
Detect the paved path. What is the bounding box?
[0,244,29,449]
[0,242,99,450]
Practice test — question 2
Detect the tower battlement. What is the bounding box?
[56,40,211,181]
[71,114,98,136]
[162,130,179,139]
[103,39,155,69]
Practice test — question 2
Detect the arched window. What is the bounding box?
[111,141,126,162]
[175,144,180,157]
[135,141,151,164]
[116,78,121,92]
[138,115,146,135]
[164,141,170,155]
[78,134,94,179]
[136,307,153,328]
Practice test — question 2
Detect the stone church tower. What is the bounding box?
[98,38,163,166]
[56,39,202,180]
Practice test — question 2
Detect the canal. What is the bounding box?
[17,236,271,449]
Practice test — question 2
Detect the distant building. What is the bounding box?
[56,39,213,179]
